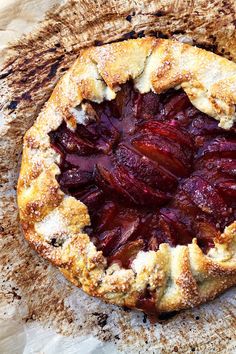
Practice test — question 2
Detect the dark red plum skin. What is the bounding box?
[50,83,236,268]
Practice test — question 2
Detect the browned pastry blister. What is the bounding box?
[17,38,236,315]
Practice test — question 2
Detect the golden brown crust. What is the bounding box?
[17,38,236,314]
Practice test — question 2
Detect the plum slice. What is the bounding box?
[93,113,121,153]
[160,208,194,245]
[189,115,224,137]
[95,201,118,232]
[49,124,97,155]
[73,185,103,208]
[162,92,191,119]
[114,165,171,206]
[96,164,170,206]
[195,157,236,177]
[81,188,103,209]
[172,190,221,249]
[194,168,236,206]
[115,144,178,191]
[157,214,179,246]
[215,159,236,177]
[181,175,229,220]
[76,123,99,142]
[98,227,122,256]
[94,164,132,201]
[93,203,141,257]
[77,109,121,153]
[59,168,93,189]
[107,216,140,256]
[109,83,135,118]
[193,217,220,250]
[108,239,144,268]
[132,134,191,176]
[217,181,236,205]
[196,138,236,162]
[134,91,160,119]
[138,121,194,149]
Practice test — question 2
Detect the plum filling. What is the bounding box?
[49,83,236,270]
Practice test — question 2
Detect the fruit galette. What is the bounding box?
[17,38,236,315]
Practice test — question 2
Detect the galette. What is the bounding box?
[17,38,236,316]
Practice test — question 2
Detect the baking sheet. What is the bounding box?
[0,1,236,353]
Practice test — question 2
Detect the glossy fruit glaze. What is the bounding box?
[49,83,236,269]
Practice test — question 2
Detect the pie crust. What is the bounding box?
[17,38,236,314]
